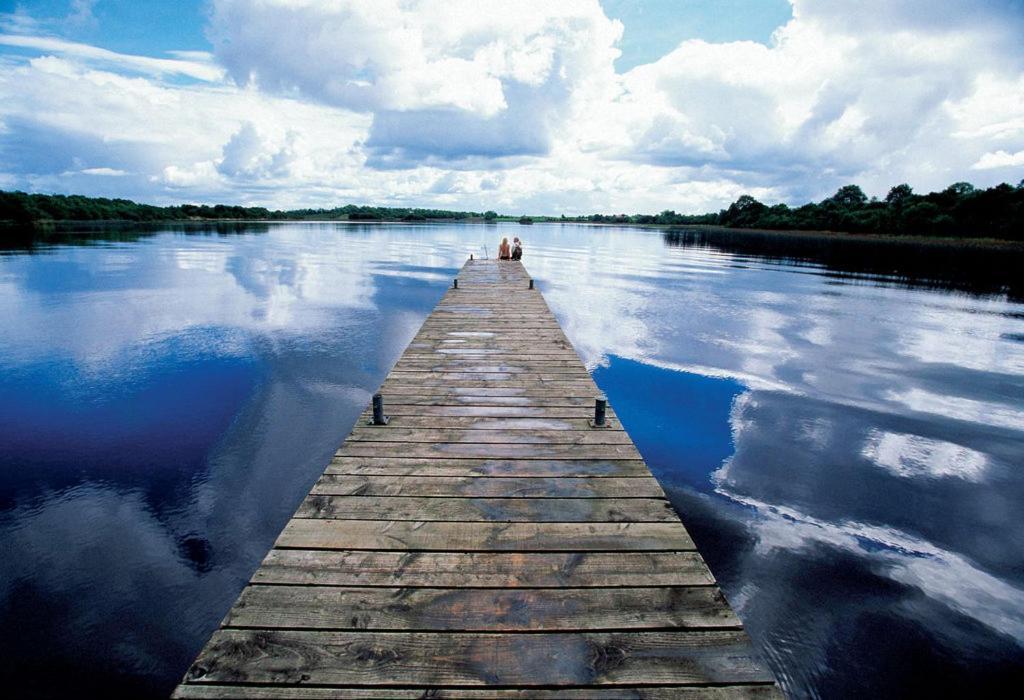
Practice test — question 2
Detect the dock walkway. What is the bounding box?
[173,258,779,698]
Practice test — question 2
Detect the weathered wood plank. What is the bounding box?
[416,329,566,336]
[409,334,570,341]
[296,495,675,522]
[382,382,606,392]
[415,331,566,336]
[417,326,564,329]
[416,348,575,355]
[386,372,593,382]
[335,443,642,459]
[225,585,740,631]
[393,368,590,377]
[183,630,775,687]
[325,457,651,477]
[174,685,783,698]
[346,427,632,444]
[395,345,575,353]
[356,413,620,429]
[379,382,601,392]
[377,397,612,409]
[311,475,663,498]
[275,519,695,551]
[419,318,563,324]
[394,360,585,369]
[252,550,715,587]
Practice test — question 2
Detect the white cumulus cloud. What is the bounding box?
[0,0,1022,212]
[972,149,1024,170]
[208,0,622,164]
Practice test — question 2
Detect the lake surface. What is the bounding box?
[1,222,1022,698]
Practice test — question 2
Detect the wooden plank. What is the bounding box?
[335,443,642,459]
[182,630,775,687]
[295,495,676,522]
[407,337,573,343]
[376,382,597,393]
[356,413,620,429]
[224,585,740,631]
[379,386,607,397]
[417,326,566,330]
[423,348,576,355]
[408,336,577,342]
[409,335,576,341]
[252,550,715,587]
[392,367,590,376]
[408,343,575,348]
[275,519,695,551]
[413,345,563,352]
[311,475,663,498]
[386,372,593,382]
[418,318,563,324]
[346,427,632,444]
[407,336,577,343]
[325,457,651,477]
[376,397,612,409]
[393,360,588,367]
[174,685,783,698]
[393,360,585,368]
[415,329,566,335]
[403,349,582,357]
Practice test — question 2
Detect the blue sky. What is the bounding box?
[1,1,1022,213]
[9,1,794,70]
[3,0,210,54]
[603,0,792,70]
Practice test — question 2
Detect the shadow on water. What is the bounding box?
[664,227,1024,300]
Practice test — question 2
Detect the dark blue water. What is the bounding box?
[1,223,1022,698]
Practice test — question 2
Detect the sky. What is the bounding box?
[1,0,1023,214]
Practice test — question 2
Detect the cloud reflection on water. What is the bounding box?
[531,225,1024,695]
[0,224,472,696]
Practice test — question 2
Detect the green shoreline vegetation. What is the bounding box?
[2,179,1022,244]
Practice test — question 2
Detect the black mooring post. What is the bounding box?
[529,279,534,289]
[370,392,390,425]
[593,394,607,427]
[470,253,474,260]
[453,278,458,289]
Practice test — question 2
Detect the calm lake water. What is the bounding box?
[1,222,1022,698]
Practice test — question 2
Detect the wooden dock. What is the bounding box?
[173,258,780,699]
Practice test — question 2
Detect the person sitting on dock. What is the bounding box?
[511,237,523,260]
[498,237,511,260]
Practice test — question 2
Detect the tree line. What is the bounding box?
[0,191,487,225]
[558,180,1024,241]
[3,179,1023,241]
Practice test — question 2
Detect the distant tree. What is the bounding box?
[944,182,975,197]
[829,184,868,209]
[901,201,942,235]
[483,210,497,221]
[720,195,768,227]
[885,183,914,207]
